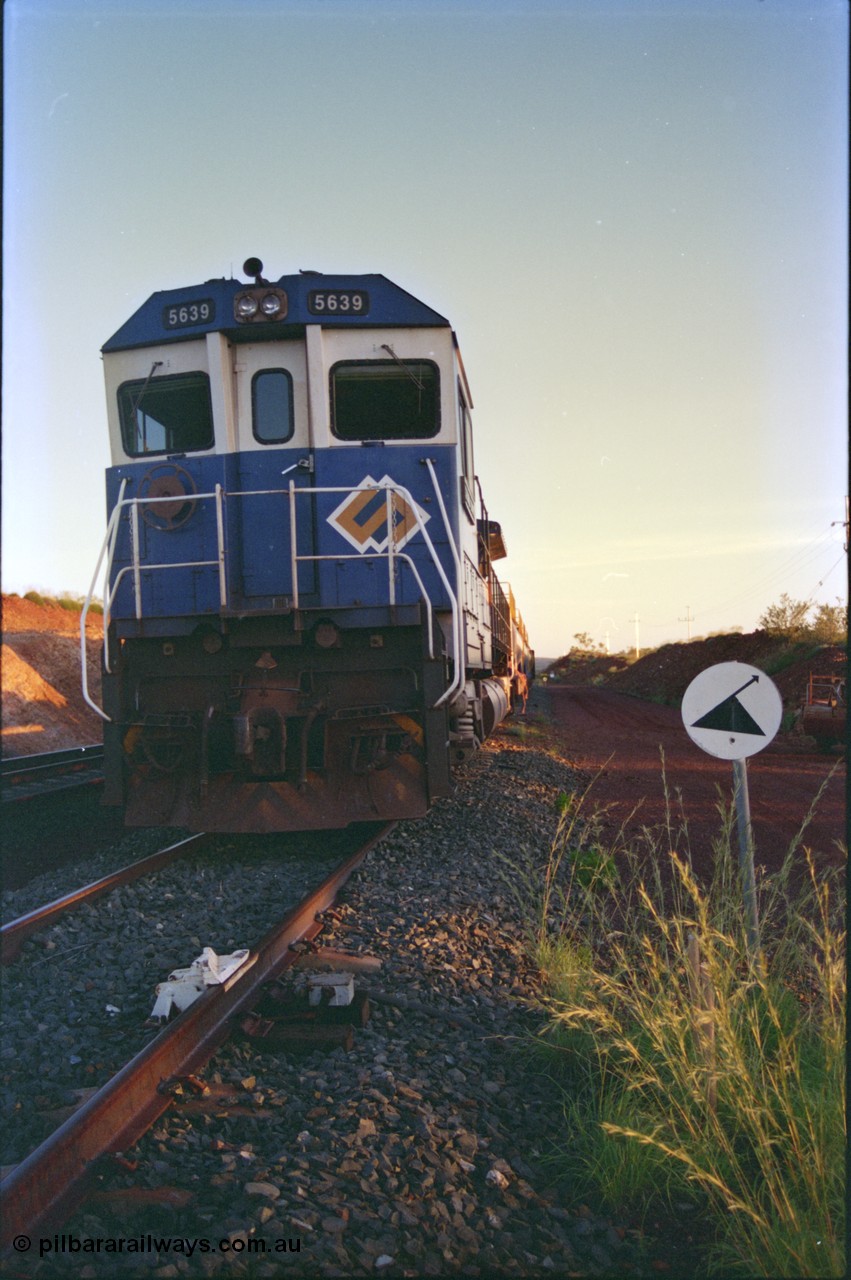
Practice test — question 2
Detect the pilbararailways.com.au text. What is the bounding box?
[23,1234,302,1259]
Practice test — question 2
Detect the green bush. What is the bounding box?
[759,594,847,646]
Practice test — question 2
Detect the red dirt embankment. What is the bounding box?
[546,631,846,712]
[1,595,104,756]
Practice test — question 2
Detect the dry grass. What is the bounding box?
[503,770,846,1277]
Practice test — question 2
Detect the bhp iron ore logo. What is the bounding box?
[327,476,428,554]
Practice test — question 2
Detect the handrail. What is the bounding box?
[423,459,466,707]
[80,478,128,721]
[82,477,459,719]
[291,548,434,657]
[286,479,459,690]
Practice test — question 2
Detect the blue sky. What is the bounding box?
[3,0,847,657]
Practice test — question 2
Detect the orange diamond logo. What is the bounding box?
[327,475,428,554]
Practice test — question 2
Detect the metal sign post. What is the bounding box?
[731,757,760,959]
[682,662,783,964]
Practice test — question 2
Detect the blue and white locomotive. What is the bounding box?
[83,260,533,832]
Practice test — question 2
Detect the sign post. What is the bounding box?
[681,663,783,963]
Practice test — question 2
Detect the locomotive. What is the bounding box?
[82,260,533,832]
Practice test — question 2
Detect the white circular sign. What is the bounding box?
[681,662,783,760]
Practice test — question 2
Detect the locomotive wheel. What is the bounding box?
[139,463,197,531]
[140,732,185,772]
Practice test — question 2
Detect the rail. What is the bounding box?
[0,744,104,782]
[0,824,393,1252]
[1,834,209,964]
[80,478,460,722]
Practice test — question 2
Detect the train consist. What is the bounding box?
[82,260,533,832]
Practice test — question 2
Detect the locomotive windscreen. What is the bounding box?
[118,372,214,456]
[330,360,439,441]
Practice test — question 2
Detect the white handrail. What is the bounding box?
[215,483,227,607]
[82,477,461,720]
[422,459,466,707]
[80,478,127,721]
[289,549,434,656]
[286,480,459,683]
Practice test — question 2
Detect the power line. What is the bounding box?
[678,605,695,641]
[802,552,846,605]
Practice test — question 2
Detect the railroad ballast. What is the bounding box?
[83,261,534,832]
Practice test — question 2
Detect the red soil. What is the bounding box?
[545,684,846,884]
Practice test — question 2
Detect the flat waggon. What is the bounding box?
[83,260,533,832]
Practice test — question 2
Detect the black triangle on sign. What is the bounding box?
[692,695,765,736]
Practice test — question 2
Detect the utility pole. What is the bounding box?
[631,612,640,659]
[834,496,850,554]
[599,617,618,656]
[679,605,695,642]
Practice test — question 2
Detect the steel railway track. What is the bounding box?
[1,745,104,802]
[0,822,392,1256]
[1,834,212,965]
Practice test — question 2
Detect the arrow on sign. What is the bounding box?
[691,675,765,736]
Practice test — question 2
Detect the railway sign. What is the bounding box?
[681,662,782,760]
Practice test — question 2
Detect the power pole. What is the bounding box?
[631,612,640,659]
[679,605,695,642]
[836,496,849,554]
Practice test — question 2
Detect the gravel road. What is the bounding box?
[545,685,846,883]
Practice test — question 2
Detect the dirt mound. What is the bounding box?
[549,632,846,713]
[1,595,104,756]
[546,651,632,686]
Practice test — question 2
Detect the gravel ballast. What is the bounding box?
[3,712,653,1277]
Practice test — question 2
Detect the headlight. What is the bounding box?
[260,293,282,317]
[233,288,288,323]
[236,294,259,318]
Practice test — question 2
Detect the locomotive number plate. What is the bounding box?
[307,290,369,316]
[163,299,216,329]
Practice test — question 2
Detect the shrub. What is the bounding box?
[759,594,847,645]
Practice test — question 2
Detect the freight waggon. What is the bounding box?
[82,260,533,832]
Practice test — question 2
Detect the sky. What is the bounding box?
[2,0,847,660]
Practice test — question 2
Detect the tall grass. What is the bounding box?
[505,772,846,1278]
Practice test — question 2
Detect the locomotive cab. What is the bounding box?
[86,263,530,832]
